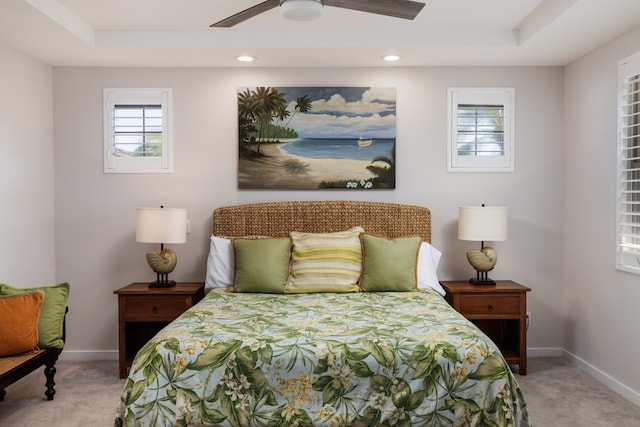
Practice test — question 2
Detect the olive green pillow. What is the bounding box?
[232,238,291,293]
[0,282,70,349]
[360,234,422,292]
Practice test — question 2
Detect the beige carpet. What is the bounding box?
[1,358,639,426]
[517,358,640,426]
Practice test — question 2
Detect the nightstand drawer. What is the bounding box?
[459,295,521,316]
[123,296,187,321]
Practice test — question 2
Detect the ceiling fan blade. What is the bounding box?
[211,0,280,27]
[324,0,425,20]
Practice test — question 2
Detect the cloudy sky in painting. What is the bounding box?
[274,87,396,139]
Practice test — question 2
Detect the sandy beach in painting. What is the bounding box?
[238,142,375,189]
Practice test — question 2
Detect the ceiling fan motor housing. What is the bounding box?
[280,0,324,21]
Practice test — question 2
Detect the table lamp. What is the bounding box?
[458,205,508,285]
[136,206,187,288]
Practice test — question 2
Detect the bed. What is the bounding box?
[115,201,530,427]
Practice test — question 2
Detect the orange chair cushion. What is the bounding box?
[0,291,44,357]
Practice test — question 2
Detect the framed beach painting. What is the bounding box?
[237,86,396,189]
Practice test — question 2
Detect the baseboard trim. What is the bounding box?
[59,350,118,361]
[562,349,640,406]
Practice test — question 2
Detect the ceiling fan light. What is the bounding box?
[280,0,323,21]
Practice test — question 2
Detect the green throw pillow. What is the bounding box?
[232,238,291,293]
[360,234,422,292]
[0,282,70,349]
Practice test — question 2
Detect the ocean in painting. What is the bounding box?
[279,138,395,161]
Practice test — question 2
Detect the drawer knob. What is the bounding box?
[152,306,158,314]
[487,304,493,312]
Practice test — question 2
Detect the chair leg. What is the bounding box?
[44,362,56,401]
[0,388,5,401]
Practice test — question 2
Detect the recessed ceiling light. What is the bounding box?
[237,55,256,62]
[383,55,401,62]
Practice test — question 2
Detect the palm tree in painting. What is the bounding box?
[249,86,286,153]
[237,87,313,155]
[237,88,257,151]
[237,88,253,119]
[272,103,291,141]
[366,140,396,188]
[284,94,313,129]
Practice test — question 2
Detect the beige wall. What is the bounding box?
[563,25,640,403]
[52,66,565,362]
[0,41,55,286]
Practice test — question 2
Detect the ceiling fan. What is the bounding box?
[210,0,426,28]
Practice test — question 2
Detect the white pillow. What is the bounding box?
[417,242,445,295]
[205,235,234,291]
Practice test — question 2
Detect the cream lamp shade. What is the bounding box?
[458,205,508,285]
[136,207,187,287]
[458,206,508,242]
[136,207,187,244]
[280,0,324,21]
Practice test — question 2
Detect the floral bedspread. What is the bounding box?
[115,289,530,427]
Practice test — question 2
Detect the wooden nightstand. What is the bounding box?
[113,282,205,378]
[440,280,531,375]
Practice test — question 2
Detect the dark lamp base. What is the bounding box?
[470,268,496,286]
[469,278,496,286]
[149,271,176,288]
[149,280,176,288]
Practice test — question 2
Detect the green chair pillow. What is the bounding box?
[360,234,422,292]
[0,282,70,349]
[232,238,291,293]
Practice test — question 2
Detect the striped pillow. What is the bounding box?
[285,227,364,293]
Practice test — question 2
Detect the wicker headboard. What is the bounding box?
[213,201,431,243]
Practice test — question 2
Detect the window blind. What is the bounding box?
[617,53,640,273]
[457,104,505,157]
[113,105,163,157]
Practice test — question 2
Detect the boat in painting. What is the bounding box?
[358,136,372,147]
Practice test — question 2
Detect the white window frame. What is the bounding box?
[103,88,173,173]
[616,51,640,275]
[447,87,515,172]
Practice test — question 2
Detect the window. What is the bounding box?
[448,87,515,172]
[103,88,173,173]
[617,52,640,274]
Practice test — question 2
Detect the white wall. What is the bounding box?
[0,41,55,286]
[52,66,565,363]
[563,25,640,403]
